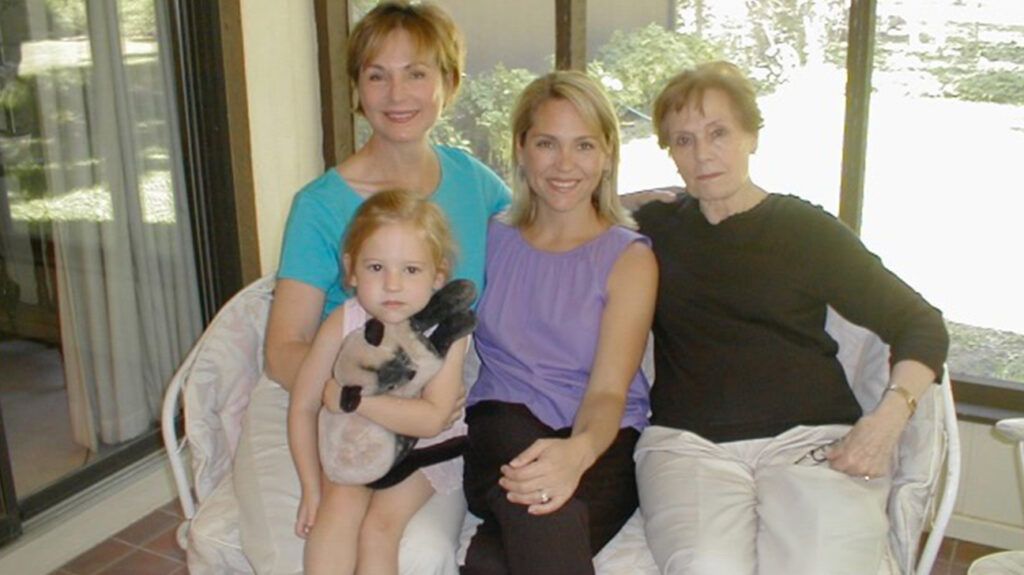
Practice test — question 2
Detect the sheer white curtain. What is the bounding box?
[24,0,201,451]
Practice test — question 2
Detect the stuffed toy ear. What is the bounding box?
[364,319,385,346]
[428,310,476,357]
[408,279,477,357]
[410,279,476,332]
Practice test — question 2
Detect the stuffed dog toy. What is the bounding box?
[317,279,477,486]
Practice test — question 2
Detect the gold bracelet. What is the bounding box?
[885,384,917,416]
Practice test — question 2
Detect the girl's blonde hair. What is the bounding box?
[505,71,634,229]
[347,1,466,113]
[653,60,764,149]
[342,190,455,288]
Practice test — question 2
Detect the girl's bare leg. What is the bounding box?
[306,478,373,575]
[356,471,435,575]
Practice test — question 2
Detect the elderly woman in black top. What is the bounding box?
[633,61,948,575]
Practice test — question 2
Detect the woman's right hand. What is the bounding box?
[295,488,320,539]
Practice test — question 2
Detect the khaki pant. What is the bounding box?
[636,424,897,575]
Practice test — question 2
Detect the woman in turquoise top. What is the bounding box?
[232,3,509,575]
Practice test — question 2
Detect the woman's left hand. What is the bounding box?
[826,405,907,479]
[499,437,590,515]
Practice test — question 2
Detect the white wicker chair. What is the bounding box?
[161,276,959,574]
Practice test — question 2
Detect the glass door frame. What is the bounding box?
[0,407,20,547]
[0,0,251,539]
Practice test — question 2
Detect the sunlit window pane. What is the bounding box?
[864,0,1024,384]
[597,0,849,213]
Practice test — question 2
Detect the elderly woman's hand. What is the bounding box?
[498,436,591,515]
[827,397,912,479]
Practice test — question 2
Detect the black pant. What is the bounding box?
[461,401,640,575]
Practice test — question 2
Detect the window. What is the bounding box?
[595,0,851,213]
[320,1,1024,396]
[863,0,1024,386]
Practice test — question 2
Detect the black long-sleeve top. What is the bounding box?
[636,193,949,442]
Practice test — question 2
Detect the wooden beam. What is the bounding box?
[555,0,586,71]
[218,0,260,284]
[315,0,354,167]
[838,0,876,234]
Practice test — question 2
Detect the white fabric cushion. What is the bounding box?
[188,472,255,575]
[177,276,941,575]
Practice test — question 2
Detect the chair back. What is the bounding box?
[162,274,276,514]
[826,308,959,575]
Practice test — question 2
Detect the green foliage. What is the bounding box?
[588,24,719,115]
[0,77,31,111]
[45,0,87,35]
[899,20,1024,105]
[118,0,157,39]
[947,321,1024,383]
[42,0,157,39]
[443,64,536,179]
[979,41,1024,65]
[950,70,1024,105]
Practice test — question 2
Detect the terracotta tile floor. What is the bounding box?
[51,501,187,575]
[49,500,1007,575]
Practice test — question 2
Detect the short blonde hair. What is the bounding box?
[653,61,763,148]
[506,71,634,229]
[347,1,465,113]
[342,190,455,288]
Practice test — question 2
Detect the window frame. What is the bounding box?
[314,0,1023,421]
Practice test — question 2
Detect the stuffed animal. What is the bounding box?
[317,279,477,486]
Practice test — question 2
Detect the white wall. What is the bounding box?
[948,420,1024,550]
[240,0,324,275]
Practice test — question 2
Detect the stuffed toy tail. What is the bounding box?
[366,435,468,489]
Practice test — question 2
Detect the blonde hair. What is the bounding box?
[506,71,634,229]
[342,190,455,288]
[347,1,465,113]
[652,60,763,148]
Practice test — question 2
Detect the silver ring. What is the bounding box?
[863,475,872,481]
[539,490,551,504]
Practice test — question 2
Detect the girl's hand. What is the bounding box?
[445,385,467,430]
[321,378,342,413]
[294,489,320,539]
[498,437,590,515]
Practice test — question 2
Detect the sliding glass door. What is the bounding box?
[0,0,203,536]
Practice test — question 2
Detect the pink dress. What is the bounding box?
[339,298,466,494]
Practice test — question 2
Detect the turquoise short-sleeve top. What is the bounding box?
[278,145,510,320]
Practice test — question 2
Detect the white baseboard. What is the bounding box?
[0,450,177,575]
[948,513,1024,551]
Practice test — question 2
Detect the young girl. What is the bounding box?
[288,190,470,575]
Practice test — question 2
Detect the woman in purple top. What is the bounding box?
[461,72,658,574]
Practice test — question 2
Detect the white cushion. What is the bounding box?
[187,472,255,575]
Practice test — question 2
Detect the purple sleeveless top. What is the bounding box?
[469,220,651,431]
